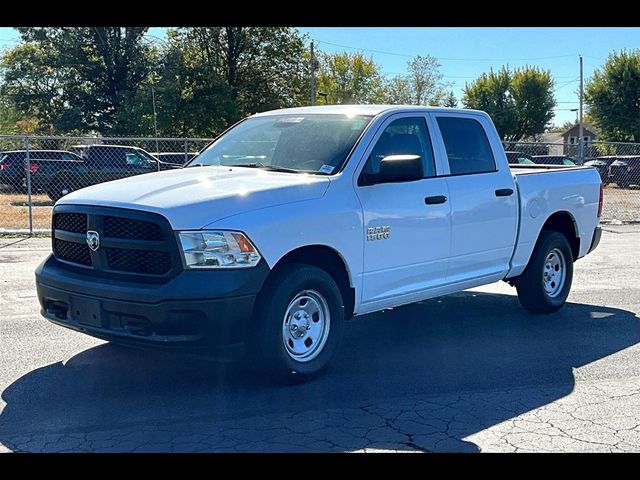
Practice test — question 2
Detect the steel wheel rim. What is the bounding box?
[542,248,566,298]
[282,289,331,362]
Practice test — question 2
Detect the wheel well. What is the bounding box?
[540,211,580,260]
[269,246,355,319]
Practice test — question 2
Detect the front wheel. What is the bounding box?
[247,264,345,383]
[516,230,574,314]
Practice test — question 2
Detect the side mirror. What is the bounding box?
[361,154,424,186]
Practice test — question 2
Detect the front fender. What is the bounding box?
[206,187,364,309]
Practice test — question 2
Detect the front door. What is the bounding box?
[356,114,451,312]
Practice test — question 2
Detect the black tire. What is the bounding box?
[615,173,631,188]
[516,230,574,314]
[247,263,345,383]
[46,175,73,202]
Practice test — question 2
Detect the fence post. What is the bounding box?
[184,137,188,164]
[24,136,33,235]
[578,138,584,165]
[156,136,161,172]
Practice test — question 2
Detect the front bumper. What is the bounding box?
[35,254,270,349]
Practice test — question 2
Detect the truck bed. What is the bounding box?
[507,164,601,279]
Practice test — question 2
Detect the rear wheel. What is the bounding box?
[516,230,574,314]
[46,175,73,202]
[247,264,345,383]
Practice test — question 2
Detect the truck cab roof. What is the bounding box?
[252,105,487,118]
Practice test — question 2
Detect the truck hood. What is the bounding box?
[58,166,331,229]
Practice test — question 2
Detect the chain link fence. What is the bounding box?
[504,140,640,224]
[1,135,639,234]
[0,135,213,233]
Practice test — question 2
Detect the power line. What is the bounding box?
[553,78,579,92]
[313,39,580,62]
[582,55,607,61]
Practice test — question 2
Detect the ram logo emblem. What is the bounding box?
[86,230,100,251]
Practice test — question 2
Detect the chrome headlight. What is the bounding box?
[177,230,261,269]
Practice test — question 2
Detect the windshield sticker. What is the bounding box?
[319,164,335,174]
[274,117,305,127]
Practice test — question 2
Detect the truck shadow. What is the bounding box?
[1,291,639,452]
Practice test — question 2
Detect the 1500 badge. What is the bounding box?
[367,226,391,241]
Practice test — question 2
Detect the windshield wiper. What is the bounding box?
[227,163,301,174]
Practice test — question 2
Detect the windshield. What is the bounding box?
[188,114,372,175]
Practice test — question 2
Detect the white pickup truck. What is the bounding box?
[36,105,602,382]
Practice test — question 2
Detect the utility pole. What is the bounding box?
[578,54,584,163]
[151,82,160,171]
[310,41,318,106]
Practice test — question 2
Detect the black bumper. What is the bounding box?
[588,226,602,254]
[35,254,270,349]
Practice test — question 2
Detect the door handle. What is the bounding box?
[425,195,448,205]
[495,188,514,197]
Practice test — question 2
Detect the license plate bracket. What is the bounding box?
[70,297,103,328]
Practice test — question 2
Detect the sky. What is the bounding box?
[1,27,639,126]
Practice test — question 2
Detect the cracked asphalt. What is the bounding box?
[1,226,639,453]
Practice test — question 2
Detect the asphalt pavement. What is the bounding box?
[1,226,639,452]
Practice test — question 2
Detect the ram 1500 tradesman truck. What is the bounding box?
[35,105,603,382]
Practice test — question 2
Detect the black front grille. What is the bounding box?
[54,238,91,266]
[106,248,171,275]
[54,213,87,234]
[104,216,164,241]
[51,206,178,281]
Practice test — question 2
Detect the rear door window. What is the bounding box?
[436,117,496,175]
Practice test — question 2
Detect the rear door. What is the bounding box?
[430,113,518,283]
[356,113,451,311]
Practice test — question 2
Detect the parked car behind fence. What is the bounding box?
[504,151,535,165]
[0,150,84,192]
[531,155,577,166]
[154,152,198,166]
[44,144,180,201]
[609,156,640,189]
[583,158,613,184]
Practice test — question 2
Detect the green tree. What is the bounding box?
[383,54,450,106]
[0,96,23,134]
[315,51,386,104]
[463,66,555,140]
[382,76,412,104]
[443,91,457,108]
[0,42,76,134]
[462,67,516,138]
[1,27,155,135]
[150,31,235,137]
[172,27,308,127]
[0,27,308,137]
[510,67,556,139]
[585,50,640,142]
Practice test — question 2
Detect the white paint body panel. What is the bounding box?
[57,105,602,316]
[59,166,330,230]
[508,167,601,277]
